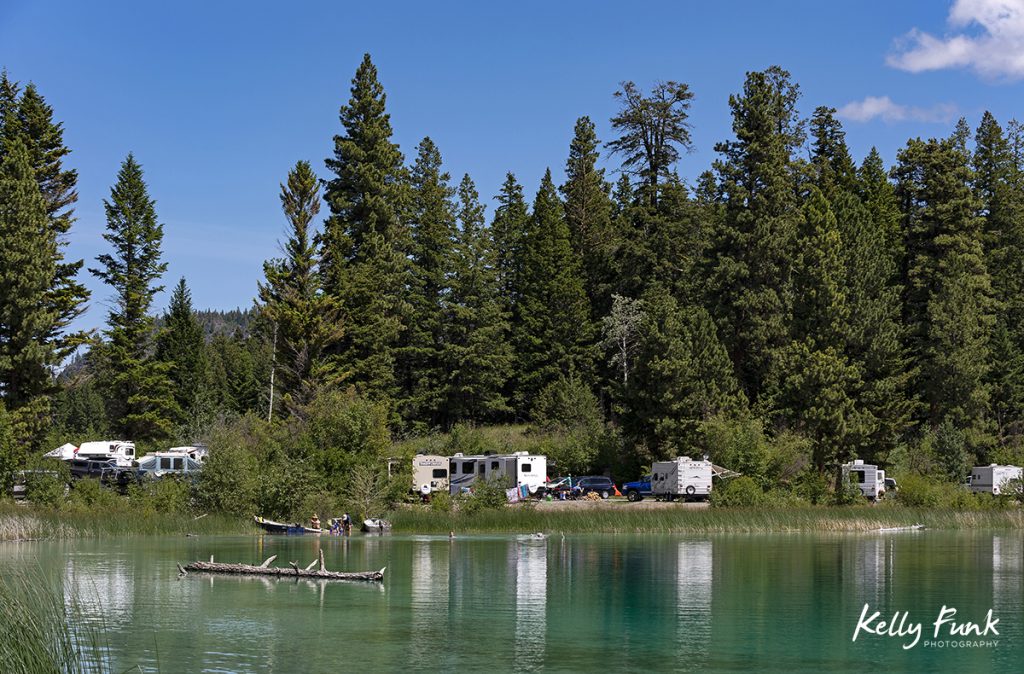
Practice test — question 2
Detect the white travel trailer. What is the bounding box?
[412,454,450,495]
[652,457,713,500]
[968,464,1023,495]
[136,452,202,478]
[45,440,136,467]
[843,459,886,500]
[448,452,547,496]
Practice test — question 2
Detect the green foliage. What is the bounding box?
[156,278,208,428]
[300,388,391,490]
[22,459,68,508]
[459,476,508,514]
[322,53,410,400]
[89,154,177,442]
[258,160,343,415]
[532,373,602,431]
[710,476,763,508]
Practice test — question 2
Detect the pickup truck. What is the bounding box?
[623,475,652,502]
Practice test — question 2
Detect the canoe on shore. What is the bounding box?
[178,551,384,582]
[254,515,322,535]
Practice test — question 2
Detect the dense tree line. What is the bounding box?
[4,56,1024,498]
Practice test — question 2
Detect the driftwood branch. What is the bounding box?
[304,559,318,571]
[181,558,385,582]
[259,555,278,568]
[319,549,325,572]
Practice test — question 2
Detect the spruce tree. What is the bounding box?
[156,278,207,426]
[973,112,1024,446]
[258,160,343,415]
[708,66,804,404]
[443,174,512,423]
[895,125,995,453]
[401,138,457,426]
[514,170,594,413]
[622,285,743,469]
[0,139,60,445]
[561,117,616,318]
[491,172,529,306]
[322,53,409,400]
[89,154,177,442]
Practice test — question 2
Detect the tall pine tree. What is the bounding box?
[322,54,409,401]
[89,154,177,442]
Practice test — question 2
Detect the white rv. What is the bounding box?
[166,445,208,464]
[968,464,1023,495]
[843,459,886,500]
[652,457,713,501]
[53,440,136,467]
[136,452,202,478]
[412,454,450,495]
[448,452,547,496]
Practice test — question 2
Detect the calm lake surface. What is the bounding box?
[0,530,1020,672]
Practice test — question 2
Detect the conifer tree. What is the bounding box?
[973,112,1024,446]
[258,160,343,415]
[443,174,512,423]
[156,278,207,425]
[607,80,694,207]
[322,53,409,400]
[514,170,594,412]
[0,139,60,445]
[491,172,530,306]
[400,138,457,425]
[622,285,743,468]
[89,154,177,441]
[561,117,616,318]
[708,66,804,403]
[894,125,995,452]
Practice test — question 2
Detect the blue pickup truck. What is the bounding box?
[622,475,653,502]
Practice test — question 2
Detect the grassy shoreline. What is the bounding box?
[0,504,255,541]
[388,504,1024,534]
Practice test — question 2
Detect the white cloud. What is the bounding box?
[888,0,1024,79]
[837,96,959,124]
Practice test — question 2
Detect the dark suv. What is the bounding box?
[68,458,119,480]
[574,476,616,499]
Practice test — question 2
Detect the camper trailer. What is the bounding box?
[412,454,450,495]
[55,441,136,467]
[165,445,208,464]
[651,457,713,501]
[968,465,1023,495]
[842,459,886,500]
[136,452,203,478]
[448,452,547,496]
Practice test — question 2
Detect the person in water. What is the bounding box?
[341,512,352,536]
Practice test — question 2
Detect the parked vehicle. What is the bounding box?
[884,476,898,493]
[652,457,713,501]
[623,475,653,502]
[67,458,119,480]
[842,459,886,500]
[44,440,136,467]
[136,452,202,478]
[413,454,450,495]
[448,452,547,496]
[574,476,616,499]
[967,464,1023,495]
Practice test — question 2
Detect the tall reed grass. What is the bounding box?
[0,569,110,673]
[0,504,253,541]
[389,504,1024,534]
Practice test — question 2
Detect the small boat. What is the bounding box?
[361,518,392,533]
[517,532,547,544]
[254,515,322,535]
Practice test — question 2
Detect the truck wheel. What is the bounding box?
[600,490,609,499]
[627,490,641,502]
[685,485,696,496]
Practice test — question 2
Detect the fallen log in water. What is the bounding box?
[180,549,385,582]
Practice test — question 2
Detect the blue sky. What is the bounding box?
[2,0,1023,331]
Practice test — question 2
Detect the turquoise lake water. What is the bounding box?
[0,531,1020,672]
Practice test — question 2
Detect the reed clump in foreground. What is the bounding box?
[0,569,110,673]
[388,504,1024,534]
[0,503,255,541]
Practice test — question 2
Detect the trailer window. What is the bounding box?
[478,464,485,475]
[851,470,865,484]
[521,463,531,473]
[462,464,474,475]
[491,461,499,470]
[432,469,447,478]
[160,457,171,470]
[173,458,183,470]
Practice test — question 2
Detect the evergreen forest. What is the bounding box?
[3,55,1024,514]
